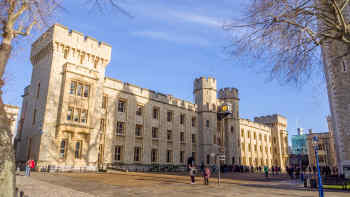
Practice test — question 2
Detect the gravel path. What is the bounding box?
[16,174,95,197]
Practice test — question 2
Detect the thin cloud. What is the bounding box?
[131,31,210,47]
[169,11,223,27]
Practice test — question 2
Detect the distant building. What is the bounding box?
[291,128,308,155]
[4,104,20,143]
[15,24,289,172]
[306,127,337,170]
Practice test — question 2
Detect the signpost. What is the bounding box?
[218,154,225,184]
[312,136,324,197]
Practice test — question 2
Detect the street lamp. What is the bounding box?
[216,103,233,184]
[312,136,324,197]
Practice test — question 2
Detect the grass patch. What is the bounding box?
[324,184,350,190]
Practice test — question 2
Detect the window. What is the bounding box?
[260,145,262,152]
[152,127,159,138]
[180,151,185,163]
[242,143,245,151]
[166,150,173,163]
[114,146,123,161]
[77,83,83,96]
[32,109,37,125]
[265,146,268,153]
[153,107,159,119]
[241,129,244,137]
[102,95,108,109]
[67,107,73,121]
[273,137,276,144]
[259,134,262,140]
[80,53,85,64]
[180,114,185,124]
[118,100,126,112]
[64,47,69,59]
[100,119,105,131]
[247,131,250,138]
[80,110,87,123]
[192,134,196,144]
[135,124,143,137]
[207,154,210,164]
[180,132,185,142]
[59,139,67,158]
[75,141,82,159]
[36,83,40,98]
[213,135,216,144]
[83,85,89,97]
[116,122,125,135]
[264,135,267,142]
[254,145,257,151]
[74,108,81,122]
[167,111,173,122]
[70,81,76,95]
[134,147,142,162]
[192,117,196,127]
[151,149,158,163]
[206,120,210,128]
[343,60,347,72]
[254,132,256,140]
[248,144,251,152]
[136,105,143,116]
[231,126,234,133]
[167,130,172,141]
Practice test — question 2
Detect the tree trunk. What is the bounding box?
[0,41,15,197]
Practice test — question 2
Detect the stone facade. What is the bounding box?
[306,129,338,169]
[4,104,19,142]
[15,24,288,171]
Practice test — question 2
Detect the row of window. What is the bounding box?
[241,157,277,166]
[116,122,196,143]
[115,146,196,163]
[70,81,90,98]
[241,143,275,154]
[59,140,82,159]
[109,99,201,127]
[241,129,269,141]
[67,107,88,124]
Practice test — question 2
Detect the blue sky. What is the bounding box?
[3,0,330,142]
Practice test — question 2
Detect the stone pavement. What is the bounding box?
[16,172,350,197]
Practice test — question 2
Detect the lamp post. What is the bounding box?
[216,103,232,184]
[312,136,324,197]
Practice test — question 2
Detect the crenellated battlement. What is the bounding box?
[193,77,217,92]
[218,87,239,100]
[254,114,287,126]
[31,24,111,67]
[104,77,197,111]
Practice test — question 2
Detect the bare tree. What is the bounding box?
[224,0,350,85]
[0,1,126,196]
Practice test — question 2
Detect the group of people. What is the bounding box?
[188,161,211,185]
[24,159,35,176]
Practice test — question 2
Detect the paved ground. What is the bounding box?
[16,171,350,197]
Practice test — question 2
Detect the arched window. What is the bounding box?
[36,83,40,98]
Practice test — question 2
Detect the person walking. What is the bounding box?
[189,166,196,184]
[25,159,34,176]
[203,166,211,185]
[264,166,269,178]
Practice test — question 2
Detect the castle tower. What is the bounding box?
[194,77,217,164]
[218,88,240,165]
[16,24,111,170]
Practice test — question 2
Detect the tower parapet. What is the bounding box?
[193,77,217,93]
[254,114,287,127]
[218,88,239,100]
[31,24,111,68]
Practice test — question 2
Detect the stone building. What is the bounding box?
[15,24,288,171]
[306,128,338,170]
[4,104,20,142]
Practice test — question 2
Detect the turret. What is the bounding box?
[193,77,217,112]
